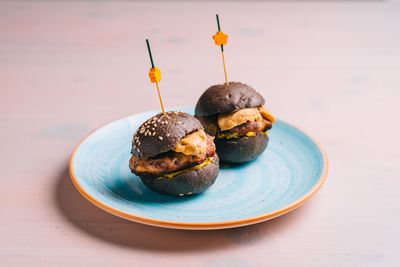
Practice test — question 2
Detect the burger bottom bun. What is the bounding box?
[215,133,269,163]
[139,154,219,196]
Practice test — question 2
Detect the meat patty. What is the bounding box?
[130,134,216,179]
[220,118,272,137]
[197,115,272,139]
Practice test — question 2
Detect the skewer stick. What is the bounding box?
[146,39,166,115]
[215,14,229,85]
[155,81,165,115]
[146,39,155,69]
[221,51,229,85]
[216,14,223,51]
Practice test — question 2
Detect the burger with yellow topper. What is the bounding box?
[129,40,220,196]
[194,15,276,163]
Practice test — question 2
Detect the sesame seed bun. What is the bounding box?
[215,133,269,163]
[139,154,219,196]
[131,111,204,159]
[195,82,265,117]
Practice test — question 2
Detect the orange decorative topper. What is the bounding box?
[213,31,228,46]
[149,67,161,83]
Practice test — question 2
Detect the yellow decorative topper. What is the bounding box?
[148,67,161,83]
[213,31,228,46]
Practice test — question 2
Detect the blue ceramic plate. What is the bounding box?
[70,107,328,230]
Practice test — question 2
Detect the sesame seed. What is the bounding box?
[179,193,184,196]
[133,145,136,148]
[158,136,163,140]
[140,128,145,133]
[152,128,155,131]
[137,148,140,153]
[165,121,168,124]
[138,141,141,145]
[188,192,192,195]
[166,133,170,137]
[152,132,156,136]
[154,124,157,127]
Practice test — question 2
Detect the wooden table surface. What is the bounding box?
[1,1,399,266]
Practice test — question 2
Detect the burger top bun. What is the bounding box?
[195,82,265,117]
[131,111,204,159]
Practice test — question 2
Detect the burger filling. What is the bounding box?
[130,130,216,179]
[218,118,272,139]
[197,107,275,140]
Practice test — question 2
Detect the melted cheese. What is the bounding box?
[157,157,214,180]
[258,107,276,124]
[173,129,207,156]
[218,108,262,131]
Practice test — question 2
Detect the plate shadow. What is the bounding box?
[54,164,314,251]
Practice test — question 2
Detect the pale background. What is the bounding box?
[1,1,399,266]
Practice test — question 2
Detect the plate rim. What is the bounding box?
[69,108,329,230]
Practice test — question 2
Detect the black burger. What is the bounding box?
[129,111,219,196]
[195,82,276,163]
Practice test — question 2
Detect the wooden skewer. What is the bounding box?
[155,81,165,115]
[146,39,166,115]
[221,51,229,85]
[215,14,229,85]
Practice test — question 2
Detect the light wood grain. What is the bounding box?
[0,1,399,266]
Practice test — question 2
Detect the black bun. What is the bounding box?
[132,111,204,159]
[195,82,265,116]
[139,154,219,196]
[215,134,269,163]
